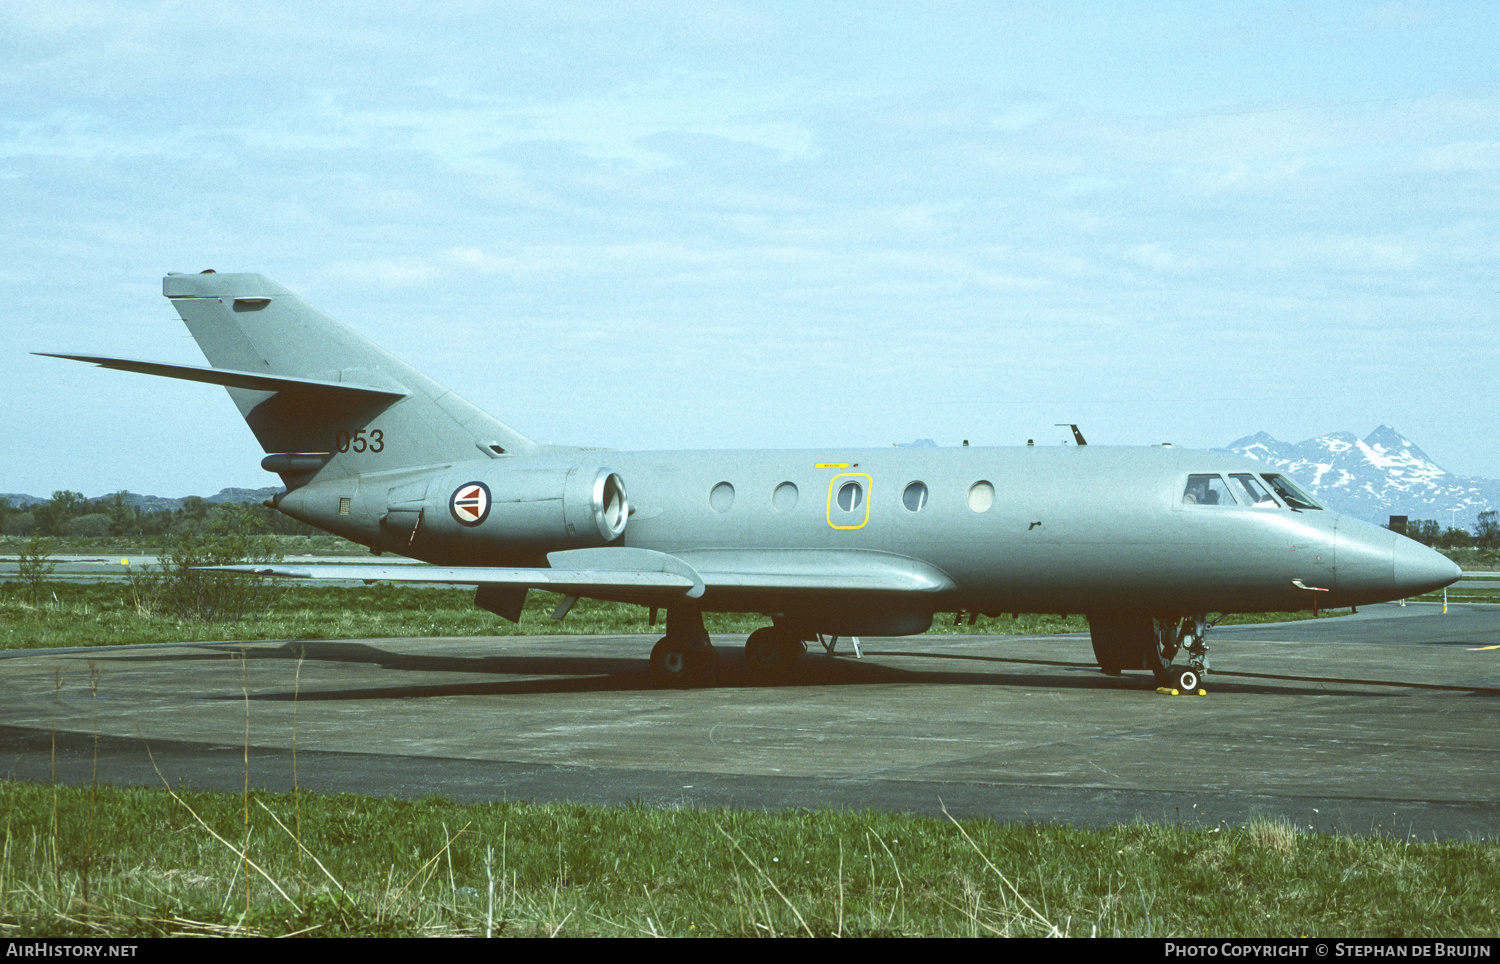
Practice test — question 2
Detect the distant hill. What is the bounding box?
[0,487,283,513]
[1223,426,1497,529]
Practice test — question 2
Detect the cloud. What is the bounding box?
[324,258,442,287]
[1419,139,1500,171]
[5,4,1500,494]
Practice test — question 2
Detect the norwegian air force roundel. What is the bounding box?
[449,481,491,526]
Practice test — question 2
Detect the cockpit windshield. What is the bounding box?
[1183,472,1320,511]
[1261,473,1322,510]
[1230,473,1280,507]
[1183,474,1237,506]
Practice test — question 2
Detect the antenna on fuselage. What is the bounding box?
[1055,424,1087,446]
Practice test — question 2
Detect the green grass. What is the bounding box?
[1410,589,1500,605]
[0,533,368,556]
[1,780,1495,938]
[0,580,1351,651]
[0,558,1472,938]
[1438,548,1500,572]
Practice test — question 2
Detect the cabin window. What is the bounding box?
[836,480,863,512]
[1182,474,1237,506]
[710,481,736,512]
[1230,473,1279,507]
[826,473,872,529]
[902,481,929,512]
[967,480,994,513]
[773,481,798,512]
[1261,473,1322,510]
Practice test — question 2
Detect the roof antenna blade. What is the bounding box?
[1055,423,1087,446]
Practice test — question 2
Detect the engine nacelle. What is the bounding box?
[281,462,628,560]
[400,464,628,556]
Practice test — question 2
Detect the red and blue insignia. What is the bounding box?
[449,481,491,526]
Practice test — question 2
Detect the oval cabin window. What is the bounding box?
[836,480,863,512]
[710,481,736,512]
[967,480,994,513]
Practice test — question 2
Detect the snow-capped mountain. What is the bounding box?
[1223,426,1498,529]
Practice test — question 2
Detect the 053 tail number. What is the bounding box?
[335,429,384,454]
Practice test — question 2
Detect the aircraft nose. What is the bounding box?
[1334,518,1460,603]
[1392,535,1462,597]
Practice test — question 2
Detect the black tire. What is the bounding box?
[744,627,802,678]
[744,628,782,672]
[1174,666,1200,692]
[651,636,701,686]
[1088,613,1153,675]
[1145,617,1182,686]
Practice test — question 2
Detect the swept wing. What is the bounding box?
[207,546,958,610]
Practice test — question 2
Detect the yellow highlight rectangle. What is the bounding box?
[826,473,872,530]
[814,463,850,469]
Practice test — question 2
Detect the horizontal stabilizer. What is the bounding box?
[36,354,407,403]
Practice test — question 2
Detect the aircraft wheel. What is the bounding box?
[1089,613,1153,675]
[1146,617,1182,686]
[651,636,704,686]
[1173,666,1201,692]
[744,627,802,678]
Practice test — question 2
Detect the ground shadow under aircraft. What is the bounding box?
[66,633,1497,702]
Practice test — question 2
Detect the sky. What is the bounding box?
[3,1,1498,499]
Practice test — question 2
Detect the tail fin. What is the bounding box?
[162,271,536,486]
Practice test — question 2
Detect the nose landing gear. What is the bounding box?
[1150,615,1210,693]
[1088,612,1212,692]
[1168,665,1201,693]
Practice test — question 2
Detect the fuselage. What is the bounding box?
[277,442,1460,620]
[49,270,1466,684]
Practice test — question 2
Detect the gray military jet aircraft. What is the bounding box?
[43,271,1461,691]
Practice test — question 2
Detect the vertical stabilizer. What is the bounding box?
[163,272,536,486]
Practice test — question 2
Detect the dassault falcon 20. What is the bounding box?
[43,271,1461,692]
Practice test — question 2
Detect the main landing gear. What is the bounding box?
[1088,613,1210,692]
[648,611,810,686]
[650,609,718,686]
[743,626,807,679]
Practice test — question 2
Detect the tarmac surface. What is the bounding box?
[1,602,1496,839]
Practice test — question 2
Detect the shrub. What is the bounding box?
[17,534,55,605]
[65,513,112,538]
[130,504,283,622]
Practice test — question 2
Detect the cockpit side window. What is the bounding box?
[1261,473,1322,510]
[1230,473,1280,507]
[1183,474,1238,506]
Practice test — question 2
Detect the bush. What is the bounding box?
[3,511,36,537]
[130,505,283,622]
[17,535,55,605]
[65,513,112,537]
